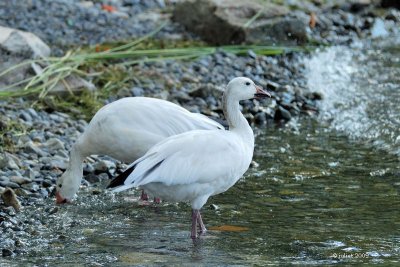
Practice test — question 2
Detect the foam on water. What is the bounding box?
[304,43,400,156]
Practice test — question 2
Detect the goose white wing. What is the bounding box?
[113,130,252,192]
[96,97,223,137]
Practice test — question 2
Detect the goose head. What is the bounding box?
[55,172,78,204]
[226,77,271,101]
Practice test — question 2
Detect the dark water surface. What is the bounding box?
[1,120,399,266]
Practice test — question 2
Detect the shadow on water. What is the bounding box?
[1,119,399,266]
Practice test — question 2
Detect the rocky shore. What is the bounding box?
[1,0,399,258]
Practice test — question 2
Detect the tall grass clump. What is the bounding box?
[0,22,309,100]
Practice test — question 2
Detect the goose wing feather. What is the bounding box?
[117,130,247,191]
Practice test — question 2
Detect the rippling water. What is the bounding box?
[304,40,400,156]
[1,121,399,266]
[1,40,400,266]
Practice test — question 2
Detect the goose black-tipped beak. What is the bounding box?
[254,85,271,99]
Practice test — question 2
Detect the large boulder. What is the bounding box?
[0,26,95,96]
[173,0,308,45]
[0,26,51,90]
[0,26,51,58]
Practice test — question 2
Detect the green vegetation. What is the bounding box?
[0,23,312,121]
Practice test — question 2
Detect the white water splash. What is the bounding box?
[304,45,400,156]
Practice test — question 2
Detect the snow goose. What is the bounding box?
[55,97,223,204]
[110,77,271,238]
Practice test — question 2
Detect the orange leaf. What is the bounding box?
[95,45,111,52]
[102,4,117,12]
[309,12,317,29]
[209,225,249,232]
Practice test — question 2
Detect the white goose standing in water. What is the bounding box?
[55,97,223,204]
[110,77,271,238]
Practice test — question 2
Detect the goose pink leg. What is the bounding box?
[197,212,207,234]
[140,190,149,201]
[191,209,206,239]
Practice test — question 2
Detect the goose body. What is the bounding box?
[111,77,270,238]
[56,97,223,203]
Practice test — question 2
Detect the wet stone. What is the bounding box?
[42,179,53,188]
[48,159,68,170]
[19,111,32,122]
[93,160,116,174]
[83,163,95,174]
[0,153,20,170]
[1,188,21,211]
[23,141,47,157]
[39,188,49,198]
[45,206,59,215]
[2,248,13,257]
[23,168,37,180]
[9,176,31,185]
[43,138,65,151]
[254,112,267,125]
[21,183,40,192]
[274,106,292,121]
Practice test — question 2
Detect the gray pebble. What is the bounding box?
[23,142,47,157]
[274,106,292,121]
[93,160,116,173]
[0,181,20,189]
[21,183,39,192]
[43,138,65,151]
[131,87,144,96]
[19,111,32,122]
[0,153,20,170]
[9,176,31,185]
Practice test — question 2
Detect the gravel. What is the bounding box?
[0,0,187,55]
[0,0,399,259]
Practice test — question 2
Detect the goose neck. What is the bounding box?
[223,94,253,141]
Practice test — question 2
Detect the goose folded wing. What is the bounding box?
[122,130,244,189]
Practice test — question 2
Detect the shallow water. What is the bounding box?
[1,120,399,266]
[2,41,400,265]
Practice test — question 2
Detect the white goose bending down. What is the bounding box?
[55,97,224,204]
[110,77,271,238]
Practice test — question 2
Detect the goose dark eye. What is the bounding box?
[245,82,250,86]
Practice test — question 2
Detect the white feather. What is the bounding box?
[112,77,264,212]
[57,97,223,201]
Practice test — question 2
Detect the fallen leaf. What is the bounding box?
[102,4,117,12]
[95,45,111,52]
[209,225,249,232]
[309,12,317,28]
